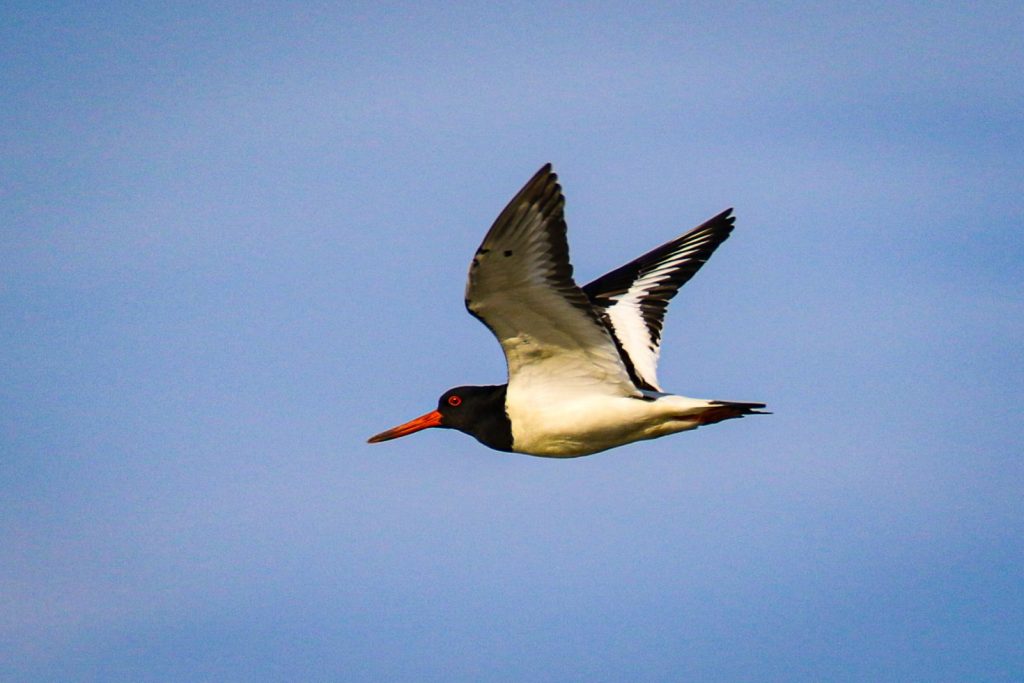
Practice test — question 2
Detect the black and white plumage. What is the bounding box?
[368,164,766,457]
[583,208,735,392]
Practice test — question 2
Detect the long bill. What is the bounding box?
[367,409,443,443]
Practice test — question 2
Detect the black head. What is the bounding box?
[368,384,512,452]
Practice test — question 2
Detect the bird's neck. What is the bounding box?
[464,384,513,452]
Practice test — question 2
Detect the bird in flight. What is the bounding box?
[368,164,767,457]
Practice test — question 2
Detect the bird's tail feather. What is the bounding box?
[697,400,770,425]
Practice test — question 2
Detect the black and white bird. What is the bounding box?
[368,164,767,457]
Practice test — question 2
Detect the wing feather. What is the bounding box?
[465,165,639,398]
[583,209,735,391]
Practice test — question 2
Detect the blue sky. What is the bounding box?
[3,2,1022,680]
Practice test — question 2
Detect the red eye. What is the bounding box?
[447,395,462,407]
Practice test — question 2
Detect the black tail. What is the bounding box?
[698,401,770,425]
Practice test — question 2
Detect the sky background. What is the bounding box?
[3,2,1023,681]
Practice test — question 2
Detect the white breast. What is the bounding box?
[506,389,713,457]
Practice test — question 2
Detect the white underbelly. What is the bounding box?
[506,391,707,457]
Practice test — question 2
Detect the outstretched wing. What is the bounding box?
[465,164,639,398]
[583,209,735,391]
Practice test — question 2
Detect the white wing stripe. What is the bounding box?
[582,209,736,391]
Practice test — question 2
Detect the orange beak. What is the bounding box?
[367,409,444,443]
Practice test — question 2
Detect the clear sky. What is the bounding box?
[3,2,1022,681]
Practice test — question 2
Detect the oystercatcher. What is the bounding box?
[368,164,767,457]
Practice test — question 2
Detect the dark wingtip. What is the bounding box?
[518,163,559,199]
[533,162,555,182]
[706,207,736,230]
